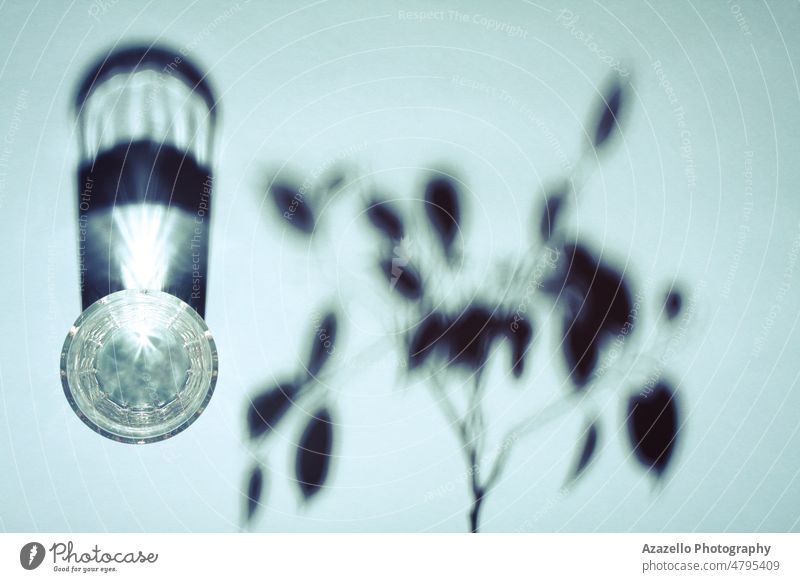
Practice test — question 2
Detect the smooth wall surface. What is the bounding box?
[0,0,798,532]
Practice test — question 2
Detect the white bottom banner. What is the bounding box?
[1,533,798,581]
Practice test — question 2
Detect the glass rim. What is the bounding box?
[60,289,218,444]
[74,43,218,125]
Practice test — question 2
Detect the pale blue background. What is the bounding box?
[0,0,798,532]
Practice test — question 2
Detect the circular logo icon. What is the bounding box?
[20,542,45,570]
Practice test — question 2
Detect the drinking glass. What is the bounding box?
[60,44,219,443]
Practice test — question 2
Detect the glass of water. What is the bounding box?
[61,44,219,443]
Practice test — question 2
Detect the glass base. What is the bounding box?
[60,289,218,444]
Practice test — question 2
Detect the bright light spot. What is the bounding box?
[114,204,177,290]
[129,307,158,351]
[135,329,152,348]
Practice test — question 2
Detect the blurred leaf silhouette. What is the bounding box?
[562,316,600,387]
[366,197,404,242]
[307,311,337,378]
[663,288,683,321]
[269,180,315,234]
[444,304,502,371]
[570,421,599,484]
[506,315,533,378]
[243,311,342,525]
[538,182,569,242]
[553,243,634,388]
[592,77,626,149]
[380,257,423,300]
[247,383,301,440]
[244,70,691,532]
[245,465,264,525]
[424,175,461,259]
[322,168,347,194]
[295,407,335,500]
[627,382,679,477]
[408,312,446,370]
